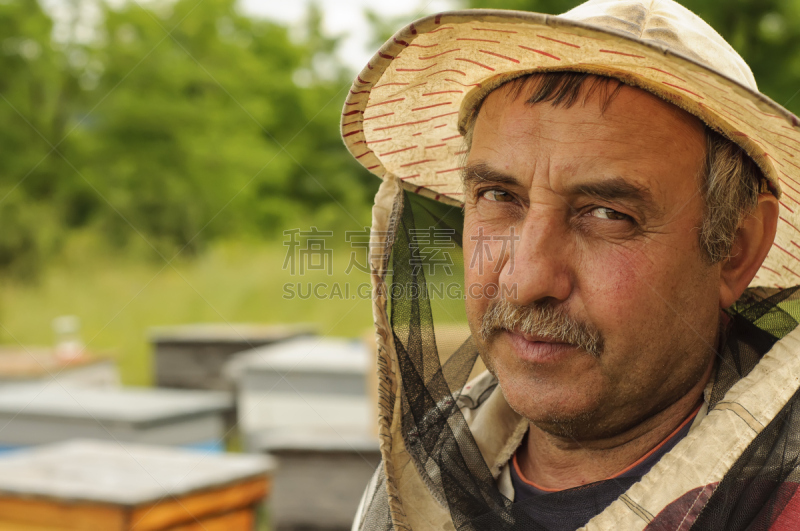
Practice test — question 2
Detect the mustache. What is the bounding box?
[479,299,604,357]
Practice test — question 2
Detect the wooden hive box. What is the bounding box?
[223,337,371,449]
[0,439,274,531]
[0,384,232,452]
[150,323,316,391]
[0,347,118,388]
[252,427,380,531]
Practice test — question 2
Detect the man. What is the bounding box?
[341,0,800,529]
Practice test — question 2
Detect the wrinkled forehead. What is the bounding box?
[470,79,706,170]
[467,74,706,148]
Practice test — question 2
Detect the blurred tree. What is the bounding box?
[465,0,800,116]
[0,0,72,278]
[77,0,376,258]
[0,0,378,276]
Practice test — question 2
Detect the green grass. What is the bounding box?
[0,237,375,386]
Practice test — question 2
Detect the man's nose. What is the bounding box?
[498,211,573,306]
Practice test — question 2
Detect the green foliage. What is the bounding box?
[465,0,800,116]
[0,0,377,276]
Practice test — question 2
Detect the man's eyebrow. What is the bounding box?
[463,162,522,189]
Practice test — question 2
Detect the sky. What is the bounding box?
[238,0,461,70]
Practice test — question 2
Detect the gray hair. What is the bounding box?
[461,72,761,263]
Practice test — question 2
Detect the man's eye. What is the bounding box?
[479,189,514,203]
[588,207,630,221]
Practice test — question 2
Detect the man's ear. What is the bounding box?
[719,193,780,309]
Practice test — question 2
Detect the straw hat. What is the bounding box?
[341,0,800,288]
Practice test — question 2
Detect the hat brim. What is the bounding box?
[342,10,800,288]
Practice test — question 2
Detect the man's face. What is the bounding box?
[463,81,720,440]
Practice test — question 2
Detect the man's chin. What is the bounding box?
[495,372,606,439]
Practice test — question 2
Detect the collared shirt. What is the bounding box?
[508,403,701,530]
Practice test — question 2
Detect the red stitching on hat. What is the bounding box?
[397,65,436,72]
[434,124,448,129]
[381,145,418,156]
[344,101,362,106]
[777,140,800,154]
[413,132,423,136]
[408,43,438,48]
[429,26,453,34]
[367,165,380,170]
[365,98,405,109]
[457,38,501,43]
[350,90,370,95]
[378,52,395,60]
[782,264,800,278]
[356,151,373,159]
[401,159,435,167]
[364,112,395,121]
[780,216,800,233]
[400,174,420,180]
[357,76,369,84]
[690,74,729,93]
[779,176,800,195]
[479,50,520,63]
[473,27,518,34]
[768,130,800,147]
[420,48,461,60]
[455,58,495,71]
[367,63,373,70]
[342,120,363,126]
[367,137,392,144]
[423,90,463,96]
[745,102,781,118]
[435,194,441,200]
[647,67,686,82]
[662,82,704,99]
[410,23,417,35]
[428,69,467,77]
[780,200,795,213]
[435,14,442,24]
[785,159,800,171]
[455,149,468,155]
[518,46,560,61]
[599,49,645,58]
[373,82,409,88]
[761,265,781,276]
[394,38,409,47]
[767,143,795,158]
[425,144,446,149]
[412,102,453,112]
[352,140,366,145]
[536,35,580,48]
[343,110,362,116]
[777,244,800,260]
[764,152,784,167]
[444,79,482,87]
[442,135,461,141]
[343,130,363,137]
[373,111,458,131]
[711,105,748,127]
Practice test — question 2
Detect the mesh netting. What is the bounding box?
[361,190,800,530]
